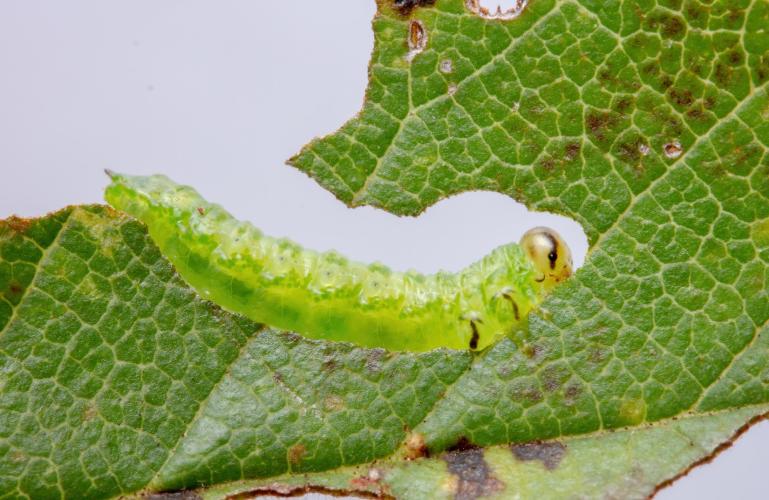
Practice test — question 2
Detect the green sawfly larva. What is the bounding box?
[104,172,573,352]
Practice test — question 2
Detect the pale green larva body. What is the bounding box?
[104,173,572,352]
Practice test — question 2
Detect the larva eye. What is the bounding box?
[520,227,573,289]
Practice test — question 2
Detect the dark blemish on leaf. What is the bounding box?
[443,448,504,500]
[283,332,302,344]
[522,342,543,359]
[662,16,685,37]
[617,140,643,164]
[715,62,733,87]
[686,4,703,20]
[686,107,706,121]
[541,367,562,393]
[393,0,436,16]
[288,443,306,465]
[2,216,32,234]
[540,157,556,173]
[660,75,674,90]
[365,348,387,372]
[588,345,608,364]
[322,357,338,372]
[614,96,634,115]
[525,387,543,403]
[728,50,744,65]
[404,432,429,460]
[564,142,581,160]
[511,441,566,470]
[447,436,479,453]
[564,383,582,401]
[668,88,694,107]
[7,281,22,297]
[585,111,618,142]
[196,207,205,216]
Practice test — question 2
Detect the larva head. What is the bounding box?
[520,227,573,290]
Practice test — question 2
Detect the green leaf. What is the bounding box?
[288,0,769,464]
[200,404,769,500]
[3,0,769,497]
[0,207,469,497]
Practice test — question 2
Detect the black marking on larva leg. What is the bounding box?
[503,294,520,321]
[469,320,481,350]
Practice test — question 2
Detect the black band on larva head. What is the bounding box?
[519,227,573,288]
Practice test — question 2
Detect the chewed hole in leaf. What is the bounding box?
[466,0,528,19]
[240,188,588,275]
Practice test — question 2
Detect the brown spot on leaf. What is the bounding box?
[196,207,205,216]
[7,282,23,297]
[728,50,743,65]
[539,157,556,173]
[585,111,618,143]
[407,19,427,60]
[564,142,581,161]
[404,431,429,460]
[511,441,567,470]
[668,88,694,107]
[446,436,479,453]
[323,395,345,412]
[443,448,504,500]
[393,0,436,16]
[288,443,306,465]
[662,16,684,37]
[365,348,387,372]
[322,356,338,372]
[1,216,32,234]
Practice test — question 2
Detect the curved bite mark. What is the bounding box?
[443,448,504,500]
[511,441,566,470]
[465,0,528,20]
[406,20,427,62]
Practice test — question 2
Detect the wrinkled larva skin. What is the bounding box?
[105,173,570,352]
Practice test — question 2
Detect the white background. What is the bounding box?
[0,1,766,498]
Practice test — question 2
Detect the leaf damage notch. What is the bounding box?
[443,447,504,500]
[465,0,528,20]
[225,484,390,499]
[511,441,566,470]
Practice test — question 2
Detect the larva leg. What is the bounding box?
[501,293,521,321]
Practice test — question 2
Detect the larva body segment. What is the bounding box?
[104,173,557,352]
